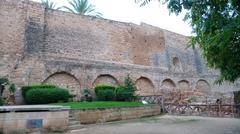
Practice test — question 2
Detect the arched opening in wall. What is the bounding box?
[178,80,190,91]
[172,57,182,72]
[195,79,211,93]
[43,72,81,101]
[161,79,176,91]
[93,74,118,87]
[135,77,154,96]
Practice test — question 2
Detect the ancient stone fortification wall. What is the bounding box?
[0,0,239,104]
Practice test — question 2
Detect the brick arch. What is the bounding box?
[43,72,81,101]
[93,74,118,87]
[135,77,154,96]
[178,80,190,91]
[196,79,211,93]
[161,79,176,90]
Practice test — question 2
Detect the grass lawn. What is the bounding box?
[51,101,145,109]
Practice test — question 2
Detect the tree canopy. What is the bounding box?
[136,0,240,84]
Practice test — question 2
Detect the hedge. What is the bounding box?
[22,84,57,100]
[0,98,4,106]
[25,87,73,104]
[22,84,73,104]
[115,86,132,101]
[94,85,116,101]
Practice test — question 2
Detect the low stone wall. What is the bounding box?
[71,105,161,124]
[0,105,69,133]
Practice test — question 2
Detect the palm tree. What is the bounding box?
[41,0,60,10]
[62,0,102,17]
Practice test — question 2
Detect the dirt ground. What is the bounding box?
[69,115,240,134]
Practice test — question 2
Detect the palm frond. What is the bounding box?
[63,0,102,17]
[41,0,59,10]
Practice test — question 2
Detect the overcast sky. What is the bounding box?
[32,0,192,36]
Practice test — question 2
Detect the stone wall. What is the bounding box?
[71,105,161,124]
[0,0,239,104]
[0,105,69,133]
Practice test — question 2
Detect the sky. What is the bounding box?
[32,0,192,36]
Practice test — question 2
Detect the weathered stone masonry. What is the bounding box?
[0,0,239,104]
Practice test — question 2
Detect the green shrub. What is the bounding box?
[0,98,4,106]
[25,87,73,104]
[95,84,116,101]
[115,86,132,101]
[122,75,138,101]
[82,88,93,102]
[22,84,57,100]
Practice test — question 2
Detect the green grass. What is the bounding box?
[51,101,145,109]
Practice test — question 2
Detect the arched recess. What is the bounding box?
[172,57,182,72]
[178,80,190,91]
[93,74,118,87]
[161,79,176,91]
[43,72,81,100]
[195,79,211,93]
[135,77,154,96]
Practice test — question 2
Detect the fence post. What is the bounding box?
[161,97,165,113]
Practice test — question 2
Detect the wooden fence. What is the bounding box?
[139,95,240,118]
[164,103,240,118]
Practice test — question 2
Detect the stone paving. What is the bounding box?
[68,115,240,134]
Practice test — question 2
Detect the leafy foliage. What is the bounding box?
[0,76,16,94]
[136,0,240,83]
[94,75,138,101]
[25,86,73,104]
[119,75,138,101]
[9,84,16,94]
[82,88,93,102]
[115,86,131,101]
[0,98,5,106]
[41,0,60,10]
[124,75,137,94]
[0,77,9,86]
[94,84,116,101]
[22,84,56,100]
[62,0,102,17]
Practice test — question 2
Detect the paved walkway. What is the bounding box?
[69,115,240,134]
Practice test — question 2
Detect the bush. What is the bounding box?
[122,75,138,101]
[82,88,93,102]
[22,84,57,100]
[95,85,116,101]
[115,86,132,101]
[25,87,73,104]
[0,98,4,106]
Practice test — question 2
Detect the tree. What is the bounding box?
[41,0,60,10]
[123,75,137,100]
[62,0,102,17]
[136,0,240,84]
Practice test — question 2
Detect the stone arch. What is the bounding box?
[172,57,182,72]
[196,79,211,93]
[161,79,176,90]
[93,74,118,87]
[135,77,154,96]
[43,72,81,100]
[178,80,190,91]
